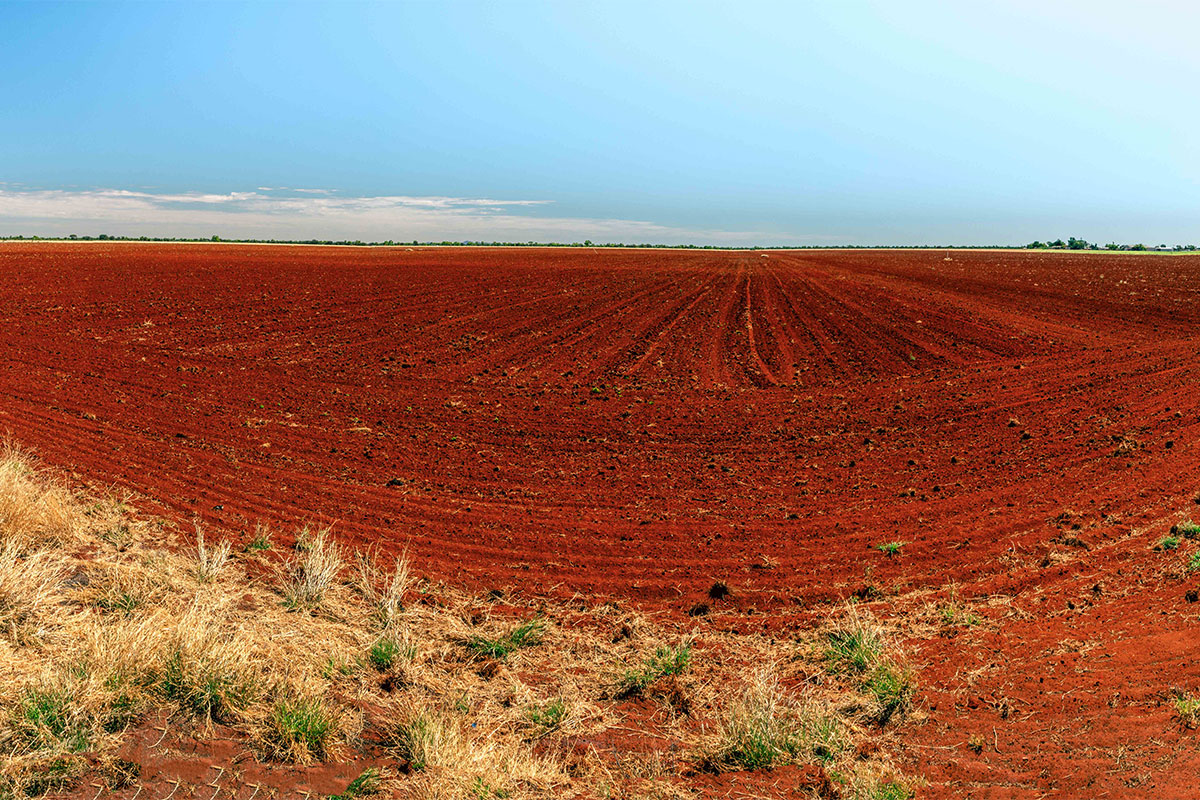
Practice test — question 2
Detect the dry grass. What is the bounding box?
[193,525,232,583]
[281,524,343,610]
[0,443,918,798]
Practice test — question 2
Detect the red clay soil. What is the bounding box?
[3,242,1200,797]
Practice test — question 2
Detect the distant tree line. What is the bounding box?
[1026,237,1197,252]
[1,233,1196,251]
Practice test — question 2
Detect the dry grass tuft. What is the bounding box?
[282,525,343,610]
[703,667,848,771]
[192,526,232,583]
[823,605,917,726]
[355,548,411,630]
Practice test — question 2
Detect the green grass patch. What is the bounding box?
[704,672,848,772]
[1176,693,1200,728]
[13,687,91,754]
[263,696,337,762]
[617,642,692,697]
[937,603,981,627]
[824,626,883,676]
[527,698,567,730]
[158,649,256,723]
[875,541,905,557]
[245,528,273,552]
[465,618,544,660]
[368,637,403,671]
[863,663,916,725]
[328,767,382,799]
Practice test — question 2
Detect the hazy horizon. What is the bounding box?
[3,1,1197,246]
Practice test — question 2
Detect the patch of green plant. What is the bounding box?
[265,696,337,761]
[14,687,91,753]
[95,589,142,616]
[465,618,544,660]
[101,672,141,733]
[158,649,256,723]
[1177,521,1200,540]
[469,777,511,799]
[368,638,402,671]
[824,626,883,676]
[1176,693,1200,728]
[392,712,444,772]
[1188,551,1200,574]
[321,654,357,680]
[858,779,914,800]
[100,522,135,551]
[102,691,139,734]
[863,663,915,725]
[617,642,692,697]
[705,680,848,772]
[245,530,273,552]
[938,603,981,627]
[1157,536,1181,551]
[527,698,567,730]
[328,767,382,799]
[875,541,905,557]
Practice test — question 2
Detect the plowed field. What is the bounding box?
[4,242,1200,797]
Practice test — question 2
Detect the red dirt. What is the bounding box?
[4,242,1200,797]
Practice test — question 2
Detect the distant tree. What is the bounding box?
[1027,241,1047,249]
[211,235,220,242]
[1130,243,1147,251]
[1105,242,1120,250]
[1049,238,1066,248]
[1067,237,1089,250]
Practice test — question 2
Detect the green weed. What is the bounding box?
[263,696,337,762]
[465,619,544,660]
[617,642,692,697]
[328,767,382,799]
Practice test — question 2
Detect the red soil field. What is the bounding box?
[3,242,1200,797]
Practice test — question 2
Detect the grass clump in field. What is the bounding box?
[1174,520,1200,540]
[329,767,382,799]
[526,698,567,732]
[192,527,231,582]
[875,541,905,558]
[1155,535,1181,552]
[823,607,916,726]
[262,695,338,763]
[368,635,415,671]
[703,669,847,771]
[616,641,692,697]
[245,523,273,552]
[281,525,343,609]
[465,618,544,660]
[935,585,982,628]
[391,706,459,772]
[1175,693,1200,728]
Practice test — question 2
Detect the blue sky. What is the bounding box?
[1,0,1197,245]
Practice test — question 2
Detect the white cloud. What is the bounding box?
[0,187,792,245]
